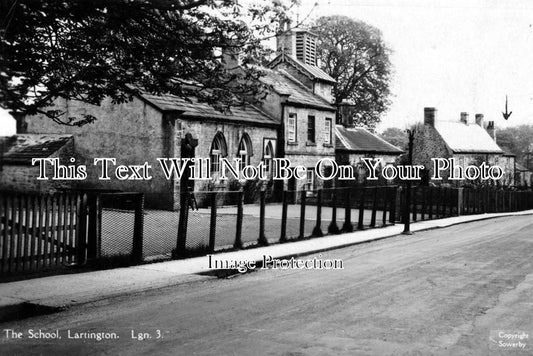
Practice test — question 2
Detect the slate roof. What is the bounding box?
[434,121,503,154]
[0,134,72,165]
[260,69,335,112]
[268,54,336,83]
[516,163,530,172]
[138,92,279,127]
[335,125,404,154]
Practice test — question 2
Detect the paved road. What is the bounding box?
[1,215,533,355]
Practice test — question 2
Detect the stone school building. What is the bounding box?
[15,94,279,210]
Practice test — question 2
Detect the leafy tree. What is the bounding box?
[379,127,407,150]
[0,0,292,126]
[496,125,533,167]
[312,16,392,130]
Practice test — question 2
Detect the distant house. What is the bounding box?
[0,134,74,192]
[335,125,404,164]
[413,108,512,186]
[335,125,404,183]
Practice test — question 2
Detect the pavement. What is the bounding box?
[1,209,533,323]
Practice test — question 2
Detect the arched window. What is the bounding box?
[210,132,227,174]
[264,141,274,174]
[238,134,253,170]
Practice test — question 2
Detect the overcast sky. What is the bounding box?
[292,0,533,132]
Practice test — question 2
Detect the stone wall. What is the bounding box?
[23,97,174,209]
[412,123,451,181]
[174,120,278,208]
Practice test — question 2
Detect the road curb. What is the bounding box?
[1,210,532,323]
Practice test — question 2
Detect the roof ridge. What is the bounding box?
[334,125,352,150]
[434,120,504,154]
[267,54,336,83]
[277,70,335,108]
[359,127,404,151]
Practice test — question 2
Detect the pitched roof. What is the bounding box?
[268,54,336,84]
[335,125,404,154]
[516,162,530,172]
[0,134,72,165]
[138,92,279,127]
[434,121,503,154]
[260,69,335,112]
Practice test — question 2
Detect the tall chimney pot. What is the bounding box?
[475,113,484,127]
[486,120,496,142]
[424,107,436,126]
[460,112,469,124]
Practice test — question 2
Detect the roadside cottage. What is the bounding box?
[412,108,512,186]
[334,125,404,183]
[0,134,74,192]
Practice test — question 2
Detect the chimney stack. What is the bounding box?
[276,20,295,57]
[475,113,484,127]
[460,112,469,124]
[486,121,496,142]
[424,107,436,126]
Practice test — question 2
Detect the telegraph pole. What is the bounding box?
[403,128,416,235]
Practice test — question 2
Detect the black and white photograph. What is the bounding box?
[1,0,533,354]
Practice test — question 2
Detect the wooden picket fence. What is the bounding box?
[0,192,87,277]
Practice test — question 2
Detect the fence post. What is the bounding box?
[342,187,353,232]
[464,188,469,215]
[483,188,490,213]
[86,194,100,262]
[299,190,307,239]
[402,183,412,234]
[448,189,454,216]
[411,186,417,222]
[328,188,340,234]
[258,189,268,245]
[370,187,377,228]
[1,195,8,273]
[208,192,217,253]
[234,189,244,249]
[279,190,288,242]
[76,194,88,265]
[457,188,463,216]
[358,188,365,230]
[420,187,426,220]
[440,188,446,217]
[132,193,144,263]
[16,195,23,271]
[312,189,323,237]
[389,186,397,224]
[427,188,433,219]
[382,187,388,226]
[175,190,189,258]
